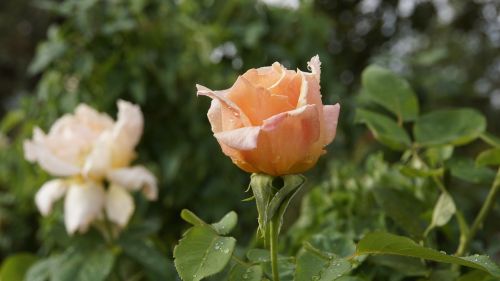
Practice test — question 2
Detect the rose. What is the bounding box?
[24,100,157,234]
[197,55,340,176]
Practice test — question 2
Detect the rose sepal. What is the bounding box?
[249,173,306,246]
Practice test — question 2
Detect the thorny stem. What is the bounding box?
[455,168,500,256]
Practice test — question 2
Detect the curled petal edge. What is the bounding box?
[196,84,252,127]
[214,126,261,151]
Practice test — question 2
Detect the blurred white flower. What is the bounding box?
[24,100,157,234]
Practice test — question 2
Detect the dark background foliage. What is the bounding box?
[0,0,499,280]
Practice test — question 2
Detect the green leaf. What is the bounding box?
[355,109,411,150]
[263,257,295,281]
[294,244,351,281]
[425,145,454,166]
[425,192,456,235]
[0,110,25,133]
[25,258,51,281]
[174,225,236,281]
[356,232,500,277]
[76,248,115,281]
[247,249,272,263]
[308,232,356,258]
[373,187,426,237]
[50,250,85,281]
[414,109,486,147]
[120,239,173,280]
[369,255,427,277]
[36,246,114,281]
[181,209,206,226]
[398,165,443,178]
[246,249,289,263]
[361,65,419,121]
[0,253,38,281]
[245,249,295,280]
[228,264,262,281]
[448,158,496,184]
[212,211,238,235]
[28,27,67,74]
[457,270,490,281]
[430,192,456,227]
[181,209,239,235]
[427,269,459,281]
[476,148,500,166]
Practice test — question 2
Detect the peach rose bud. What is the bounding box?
[197,55,340,176]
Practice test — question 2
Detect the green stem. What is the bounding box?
[431,175,447,193]
[232,255,251,267]
[479,133,500,148]
[103,216,116,244]
[455,168,500,256]
[303,242,331,260]
[269,216,280,281]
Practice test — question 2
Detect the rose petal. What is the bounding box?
[46,115,103,165]
[23,129,81,177]
[197,84,252,128]
[268,71,302,107]
[116,100,143,147]
[214,126,261,150]
[242,62,284,89]
[82,131,112,180]
[244,104,321,175]
[296,70,322,109]
[207,99,223,133]
[323,104,340,145]
[217,142,258,173]
[35,179,67,216]
[105,100,143,168]
[105,184,134,227]
[227,76,293,125]
[307,55,321,82]
[74,104,114,132]
[107,166,157,200]
[208,107,259,172]
[64,181,105,234]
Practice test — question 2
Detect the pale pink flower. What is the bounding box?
[24,100,157,234]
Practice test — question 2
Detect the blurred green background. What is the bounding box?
[1,0,500,279]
